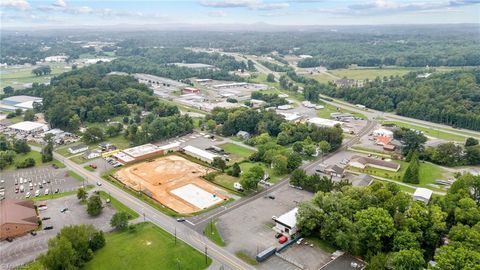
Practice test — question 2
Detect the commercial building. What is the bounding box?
[1,199,38,240]
[183,87,200,94]
[278,112,302,122]
[122,143,164,160]
[183,145,220,163]
[213,82,248,89]
[274,207,298,237]
[68,144,88,154]
[9,121,49,133]
[413,188,433,204]
[83,150,101,160]
[1,95,43,112]
[307,117,343,129]
[373,128,394,138]
[349,155,401,172]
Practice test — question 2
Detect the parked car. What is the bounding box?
[30,231,37,236]
[176,218,186,222]
[90,164,98,169]
[44,226,54,230]
[44,189,50,195]
[54,188,60,193]
[267,195,275,200]
[42,217,51,221]
[35,190,40,197]
[275,233,283,239]
[296,238,304,245]
[25,192,31,198]
[60,207,68,213]
[278,235,288,244]
[96,182,102,186]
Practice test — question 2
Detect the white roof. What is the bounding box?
[158,142,181,151]
[14,101,37,110]
[183,145,219,161]
[278,112,301,121]
[413,188,433,200]
[9,121,48,132]
[308,117,342,128]
[2,95,42,104]
[276,207,298,228]
[374,128,394,136]
[122,143,161,158]
[113,152,135,163]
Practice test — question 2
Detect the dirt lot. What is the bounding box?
[114,155,228,214]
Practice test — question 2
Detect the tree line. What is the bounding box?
[296,173,480,269]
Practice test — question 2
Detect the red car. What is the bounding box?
[278,235,288,244]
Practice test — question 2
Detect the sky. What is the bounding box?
[1,0,479,29]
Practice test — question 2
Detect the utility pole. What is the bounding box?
[204,246,208,265]
[175,227,177,246]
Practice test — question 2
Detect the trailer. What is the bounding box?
[256,246,277,262]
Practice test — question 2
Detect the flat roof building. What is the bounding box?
[413,188,433,204]
[349,155,400,172]
[308,117,343,129]
[274,207,298,236]
[123,143,163,159]
[1,199,38,240]
[68,144,88,154]
[9,121,48,133]
[183,145,220,163]
[1,95,43,112]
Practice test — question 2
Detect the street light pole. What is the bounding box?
[204,246,208,265]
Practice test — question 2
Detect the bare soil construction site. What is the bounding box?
[114,155,228,214]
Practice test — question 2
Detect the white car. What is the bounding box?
[44,189,50,195]
[25,192,31,198]
[35,190,40,197]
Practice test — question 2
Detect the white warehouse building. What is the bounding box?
[373,128,394,138]
[307,117,343,129]
[274,207,298,236]
[183,145,220,163]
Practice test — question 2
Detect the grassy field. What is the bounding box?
[67,170,84,182]
[211,173,243,194]
[31,185,93,202]
[0,64,70,90]
[83,222,212,270]
[348,159,449,191]
[220,143,255,162]
[316,102,366,120]
[98,191,140,219]
[329,67,420,80]
[203,219,225,246]
[381,121,471,142]
[3,150,64,171]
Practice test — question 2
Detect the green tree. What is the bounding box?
[287,152,302,172]
[86,194,103,216]
[292,141,303,153]
[16,157,35,168]
[231,162,241,177]
[266,73,275,82]
[89,231,106,251]
[319,140,331,154]
[390,249,425,270]
[272,154,288,175]
[354,207,395,256]
[23,109,35,121]
[40,236,78,270]
[15,108,22,116]
[434,245,480,270]
[13,139,30,154]
[303,144,316,156]
[465,137,479,147]
[3,86,14,95]
[212,157,226,172]
[290,169,307,187]
[82,127,104,144]
[403,152,420,184]
[42,137,54,162]
[401,130,427,155]
[240,165,264,191]
[69,114,82,133]
[206,119,216,132]
[110,212,130,231]
[77,188,87,202]
[393,230,420,251]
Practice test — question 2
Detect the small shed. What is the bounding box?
[413,188,433,204]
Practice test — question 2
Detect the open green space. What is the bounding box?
[67,170,84,182]
[316,102,366,120]
[211,173,244,196]
[329,67,420,80]
[84,165,95,172]
[98,191,140,219]
[70,155,91,164]
[308,73,336,84]
[235,251,258,266]
[220,143,255,161]
[83,222,212,270]
[0,64,69,90]
[203,219,225,246]
[348,159,449,192]
[381,120,470,142]
[2,150,64,171]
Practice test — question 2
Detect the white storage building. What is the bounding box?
[373,128,394,138]
[9,121,48,133]
[413,188,433,204]
[183,145,220,163]
[307,117,343,129]
[274,207,298,236]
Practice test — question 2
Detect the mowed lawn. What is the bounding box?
[239,162,282,183]
[3,150,64,171]
[83,222,211,270]
[220,143,255,159]
[381,121,472,142]
[329,67,420,80]
[0,64,69,90]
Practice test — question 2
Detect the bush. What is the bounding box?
[16,157,35,168]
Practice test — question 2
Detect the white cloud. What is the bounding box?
[52,0,66,8]
[208,10,227,17]
[77,6,93,14]
[200,0,289,10]
[1,0,31,11]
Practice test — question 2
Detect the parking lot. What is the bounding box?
[216,184,331,270]
[0,194,115,270]
[0,166,83,200]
